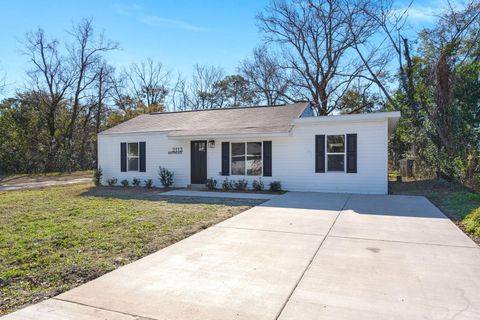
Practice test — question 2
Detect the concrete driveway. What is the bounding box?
[3,192,480,320]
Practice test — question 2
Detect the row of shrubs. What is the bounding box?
[103,177,155,188]
[206,177,282,192]
[95,167,283,192]
[94,166,174,188]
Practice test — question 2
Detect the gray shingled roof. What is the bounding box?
[100,102,310,137]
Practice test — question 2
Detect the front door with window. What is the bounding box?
[191,140,207,184]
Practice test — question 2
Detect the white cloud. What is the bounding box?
[405,6,438,22]
[392,4,439,25]
[394,0,468,25]
[113,3,143,16]
[140,15,206,32]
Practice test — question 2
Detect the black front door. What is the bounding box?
[191,140,207,184]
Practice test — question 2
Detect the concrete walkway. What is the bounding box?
[161,189,280,199]
[3,192,480,320]
[0,178,92,191]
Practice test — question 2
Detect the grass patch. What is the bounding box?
[390,179,480,243]
[0,183,262,315]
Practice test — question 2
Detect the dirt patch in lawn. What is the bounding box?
[0,183,263,316]
[0,171,93,185]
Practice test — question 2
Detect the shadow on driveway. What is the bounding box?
[80,186,265,207]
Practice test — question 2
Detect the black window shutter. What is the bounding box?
[139,142,146,172]
[346,134,357,173]
[120,142,127,172]
[263,141,272,177]
[221,142,230,176]
[315,135,325,173]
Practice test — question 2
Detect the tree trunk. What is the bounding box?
[95,67,104,168]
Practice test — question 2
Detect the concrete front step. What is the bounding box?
[187,184,207,190]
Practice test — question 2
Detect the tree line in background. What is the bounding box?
[0,0,479,190]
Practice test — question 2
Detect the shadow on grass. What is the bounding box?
[80,186,265,207]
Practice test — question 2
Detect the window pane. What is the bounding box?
[128,157,139,171]
[232,143,245,156]
[327,135,345,153]
[231,156,245,175]
[247,142,261,156]
[247,155,262,175]
[328,154,344,171]
[196,142,206,152]
[128,143,139,156]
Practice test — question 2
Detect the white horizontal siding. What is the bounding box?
[98,133,191,188]
[98,118,388,194]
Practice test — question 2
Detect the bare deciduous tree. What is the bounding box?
[214,75,258,107]
[190,64,224,109]
[347,0,408,108]
[94,63,115,134]
[170,73,189,111]
[0,68,6,94]
[257,0,375,114]
[240,47,290,105]
[65,18,118,158]
[24,19,117,171]
[125,58,170,110]
[24,28,73,171]
[169,64,225,110]
[110,58,170,117]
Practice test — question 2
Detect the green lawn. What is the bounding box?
[390,179,480,243]
[0,183,262,315]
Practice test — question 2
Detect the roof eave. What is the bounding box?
[292,111,401,125]
[291,111,401,137]
[167,131,291,140]
[98,130,170,136]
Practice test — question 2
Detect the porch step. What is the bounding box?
[187,184,207,190]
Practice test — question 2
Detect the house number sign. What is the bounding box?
[168,147,183,154]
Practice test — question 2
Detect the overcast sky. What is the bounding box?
[0,0,444,96]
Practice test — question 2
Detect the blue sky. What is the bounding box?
[0,0,443,95]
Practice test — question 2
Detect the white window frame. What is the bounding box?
[230,142,263,176]
[326,134,345,172]
[127,142,139,171]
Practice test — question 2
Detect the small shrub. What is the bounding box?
[93,167,103,186]
[222,178,234,191]
[132,177,141,187]
[159,166,174,188]
[461,204,480,238]
[106,177,117,186]
[144,179,153,188]
[206,178,217,190]
[121,179,129,187]
[269,181,282,192]
[235,179,248,191]
[252,178,264,191]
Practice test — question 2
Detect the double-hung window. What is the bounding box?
[127,142,139,171]
[231,142,262,176]
[327,135,345,172]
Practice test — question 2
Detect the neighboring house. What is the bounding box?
[98,102,400,194]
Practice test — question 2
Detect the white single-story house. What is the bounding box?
[98,102,400,194]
